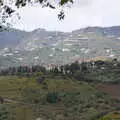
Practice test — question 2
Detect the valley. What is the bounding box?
[0,26,120,120]
[0,26,120,68]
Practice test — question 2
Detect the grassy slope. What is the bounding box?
[0,75,119,120]
[0,76,27,99]
[99,111,120,120]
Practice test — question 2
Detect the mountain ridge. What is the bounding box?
[0,26,120,68]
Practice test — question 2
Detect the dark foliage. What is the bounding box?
[0,65,46,76]
[0,96,4,104]
[36,76,45,84]
[0,59,120,84]
[46,92,58,103]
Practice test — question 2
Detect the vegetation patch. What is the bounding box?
[99,111,120,120]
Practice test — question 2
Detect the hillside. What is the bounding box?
[0,59,120,120]
[0,26,120,68]
[0,75,119,120]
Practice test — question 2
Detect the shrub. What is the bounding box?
[36,76,45,84]
[46,92,58,103]
[0,105,14,120]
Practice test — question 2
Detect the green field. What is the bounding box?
[99,111,120,120]
[0,75,119,120]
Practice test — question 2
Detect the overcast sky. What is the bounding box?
[9,0,120,32]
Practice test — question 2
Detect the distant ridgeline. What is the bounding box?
[0,26,120,68]
[0,58,120,84]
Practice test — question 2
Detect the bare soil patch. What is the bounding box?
[97,84,120,100]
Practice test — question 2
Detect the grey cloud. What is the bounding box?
[74,0,93,7]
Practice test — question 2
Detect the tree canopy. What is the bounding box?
[0,0,74,29]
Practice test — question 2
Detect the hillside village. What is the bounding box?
[0,26,120,68]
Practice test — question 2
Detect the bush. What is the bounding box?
[95,91,105,98]
[0,105,14,120]
[36,76,45,84]
[46,92,58,103]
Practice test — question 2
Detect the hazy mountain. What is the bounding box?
[73,26,120,36]
[0,29,29,48]
[0,26,120,68]
[18,28,67,51]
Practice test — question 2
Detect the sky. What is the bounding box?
[8,0,120,32]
